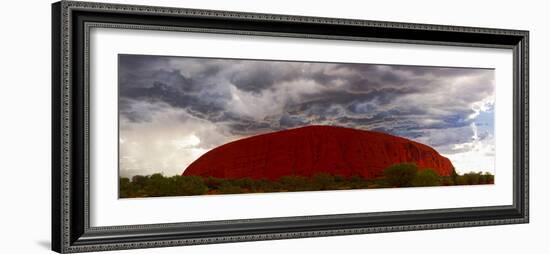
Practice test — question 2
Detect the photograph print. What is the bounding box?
[118,54,495,198]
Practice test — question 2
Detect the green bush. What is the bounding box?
[483,172,495,184]
[217,181,244,194]
[204,176,223,189]
[383,163,418,187]
[119,177,131,197]
[440,176,454,186]
[347,175,369,188]
[233,178,255,191]
[131,175,149,189]
[311,173,336,190]
[411,169,441,187]
[118,167,495,198]
[144,173,174,196]
[466,172,481,184]
[279,175,310,191]
[453,171,495,185]
[254,179,283,192]
[174,176,208,195]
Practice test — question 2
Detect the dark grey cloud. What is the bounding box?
[118,54,495,156]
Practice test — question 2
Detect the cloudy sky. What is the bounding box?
[118,54,495,177]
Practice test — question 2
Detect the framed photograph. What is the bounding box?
[52,1,529,253]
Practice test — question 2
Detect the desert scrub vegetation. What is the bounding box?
[119,163,494,198]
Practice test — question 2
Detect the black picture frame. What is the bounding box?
[51,1,529,253]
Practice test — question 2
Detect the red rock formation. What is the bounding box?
[182,125,454,180]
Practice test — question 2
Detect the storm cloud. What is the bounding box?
[118,54,495,177]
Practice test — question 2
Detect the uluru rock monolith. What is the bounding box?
[183,125,454,180]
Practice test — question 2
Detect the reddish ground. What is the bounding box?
[183,125,454,180]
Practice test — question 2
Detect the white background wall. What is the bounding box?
[0,0,547,253]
